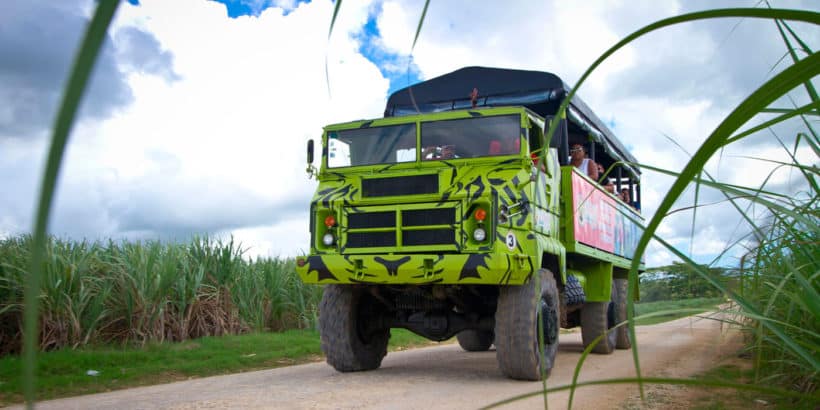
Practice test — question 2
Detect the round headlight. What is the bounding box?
[322,232,335,246]
[473,227,486,242]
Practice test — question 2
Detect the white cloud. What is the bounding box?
[1,0,390,257]
[230,216,311,258]
[645,241,675,268]
[98,0,388,255]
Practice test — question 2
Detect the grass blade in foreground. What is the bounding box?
[22,0,120,406]
[630,51,820,370]
[535,7,819,405]
[547,9,820,404]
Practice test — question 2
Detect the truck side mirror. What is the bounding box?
[306,139,318,179]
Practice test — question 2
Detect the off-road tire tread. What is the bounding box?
[613,278,632,349]
[495,269,560,381]
[319,285,389,372]
[565,274,585,306]
[580,286,617,354]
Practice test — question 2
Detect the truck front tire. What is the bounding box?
[495,268,561,380]
[319,285,390,372]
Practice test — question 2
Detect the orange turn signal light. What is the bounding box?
[324,215,336,227]
[474,208,487,222]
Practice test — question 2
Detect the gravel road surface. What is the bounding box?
[8,313,740,409]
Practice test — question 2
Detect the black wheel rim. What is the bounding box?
[606,300,617,346]
[607,301,616,330]
[540,297,558,345]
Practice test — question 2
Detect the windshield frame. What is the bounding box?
[322,107,530,170]
[327,123,417,168]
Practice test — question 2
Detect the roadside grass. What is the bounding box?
[0,328,436,406]
[634,298,725,326]
[694,363,815,410]
[621,355,815,410]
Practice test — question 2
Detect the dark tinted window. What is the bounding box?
[328,124,416,167]
[420,115,523,160]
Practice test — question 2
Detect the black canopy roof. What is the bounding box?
[384,66,639,172]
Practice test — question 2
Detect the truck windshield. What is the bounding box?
[421,115,522,160]
[326,114,523,167]
[328,123,416,168]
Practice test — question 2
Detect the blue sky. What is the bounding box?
[355,6,423,96]
[213,0,303,17]
[208,0,423,95]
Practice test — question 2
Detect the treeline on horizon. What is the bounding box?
[639,261,734,302]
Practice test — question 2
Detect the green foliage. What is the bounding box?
[633,298,724,325]
[0,235,322,355]
[640,263,730,302]
[739,207,819,396]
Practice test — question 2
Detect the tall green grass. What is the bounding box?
[740,200,818,394]
[0,235,321,355]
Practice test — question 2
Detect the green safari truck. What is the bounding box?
[296,67,645,381]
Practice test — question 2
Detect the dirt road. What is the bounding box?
[9,313,741,409]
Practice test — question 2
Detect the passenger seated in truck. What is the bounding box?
[488,136,545,170]
[620,188,639,211]
[603,178,616,194]
[596,163,606,180]
[569,143,599,181]
[423,144,457,159]
[487,136,520,156]
[488,140,503,155]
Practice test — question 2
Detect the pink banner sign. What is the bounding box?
[571,172,642,260]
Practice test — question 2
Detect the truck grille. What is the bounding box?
[402,208,453,226]
[361,174,438,197]
[346,232,397,248]
[402,229,453,246]
[343,205,457,251]
[348,211,395,229]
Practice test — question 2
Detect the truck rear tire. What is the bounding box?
[613,278,632,349]
[580,284,617,354]
[319,285,389,372]
[456,330,494,351]
[495,269,561,380]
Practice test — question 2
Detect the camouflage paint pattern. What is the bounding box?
[296,107,644,290]
[297,107,565,286]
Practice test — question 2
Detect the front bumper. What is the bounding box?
[296,252,536,285]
